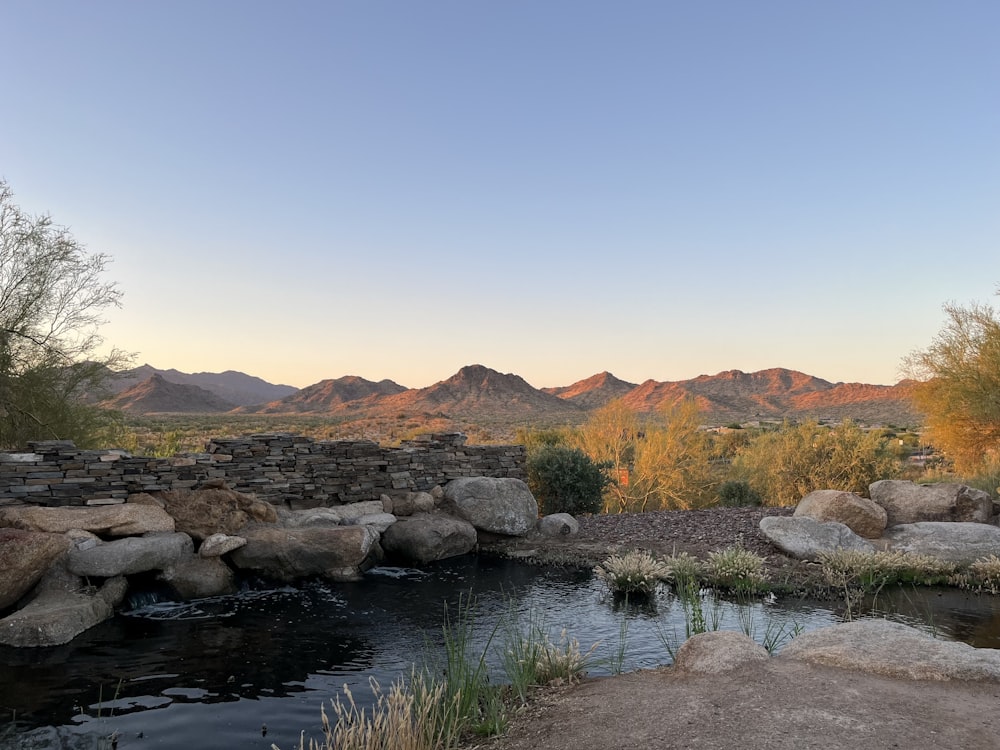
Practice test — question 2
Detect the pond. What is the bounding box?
[2,555,999,750]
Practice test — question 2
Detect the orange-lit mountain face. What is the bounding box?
[104,364,919,427]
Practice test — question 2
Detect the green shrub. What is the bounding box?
[527,444,608,515]
[716,480,763,507]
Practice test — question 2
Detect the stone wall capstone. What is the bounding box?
[0,433,526,510]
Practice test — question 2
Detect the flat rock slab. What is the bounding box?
[758,516,876,561]
[882,522,1000,565]
[483,659,1000,750]
[780,619,1000,681]
[67,532,194,577]
[0,504,175,536]
[0,576,127,648]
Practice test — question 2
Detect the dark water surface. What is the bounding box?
[2,555,998,750]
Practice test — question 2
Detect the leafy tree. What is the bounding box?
[0,180,128,448]
[905,292,1000,473]
[571,398,716,512]
[733,420,899,506]
[526,444,607,515]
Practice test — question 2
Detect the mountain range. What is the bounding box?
[101,363,919,427]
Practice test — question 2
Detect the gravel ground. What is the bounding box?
[482,506,797,571]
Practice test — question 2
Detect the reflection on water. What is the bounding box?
[1,555,998,750]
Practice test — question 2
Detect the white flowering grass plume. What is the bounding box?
[595,549,672,596]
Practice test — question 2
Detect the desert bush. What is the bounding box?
[716,480,763,507]
[704,546,767,594]
[594,549,671,596]
[526,444,608,515]
[733,420,900,506]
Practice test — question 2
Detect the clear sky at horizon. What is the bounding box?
[2,1,997,390]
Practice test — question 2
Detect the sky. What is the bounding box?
[2,1,997,390]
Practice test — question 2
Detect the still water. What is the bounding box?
[1,555,998,750]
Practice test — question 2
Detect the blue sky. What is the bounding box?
[2,1,997,389]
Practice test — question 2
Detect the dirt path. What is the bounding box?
[476,659,1000,750]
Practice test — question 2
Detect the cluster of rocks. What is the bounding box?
[0,477,579,648]
[759,480,1000,565]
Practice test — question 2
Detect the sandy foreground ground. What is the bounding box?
[473,659,1000,750]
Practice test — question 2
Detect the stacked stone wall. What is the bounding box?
[0,433,526,510]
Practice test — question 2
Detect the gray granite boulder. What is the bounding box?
[0,528,71,610]
[794,490,887,539]
[198,533,247,557]
[342,512,397,534]
[159,554,237,599]
[780,619,1000,681]
[0,565,128,647]
[759,516,876,561]
[869,480,993,526]
[229,524,381,582]
[67,532,194,577]
[882,522,1000,565]
[150,487,277,541]
[380,513,478,564]
[443,477,537,536]
[383,491,436,516]
[537,513,580,537]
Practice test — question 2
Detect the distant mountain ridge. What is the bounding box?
[103,373,238,413]
[108,364,298,406]
[103,363,919,426]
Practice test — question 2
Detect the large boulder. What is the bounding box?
[380,513,478,564]
[794,490,887,539]
[0,528,71,611]
[67,532,194,577]
[759,516,876,561]
[443,477,537,536]
[0,565,128,647]
[672,630,770,674]
[149,487,277,541]
[159,554,237,599]
[0,504,174,536]
[882,522,1000,565]
[229,525,381,582]
[869,480,993,527]
[780,620,1000,681]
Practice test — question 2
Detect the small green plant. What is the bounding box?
[704,545,768,594]
[716,480,763,507]
[594,550,671,597]
[526,444,609,515]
